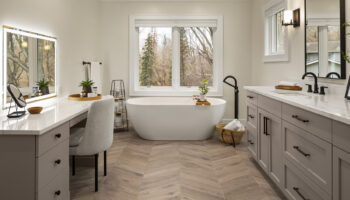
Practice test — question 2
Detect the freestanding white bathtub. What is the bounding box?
[126,97,226,140]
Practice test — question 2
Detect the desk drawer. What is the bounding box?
[36,122,69,156]
[37,139,69,189]
[70,112,88,127]
[284,161,330,200]
[247,104,257,128]
[246,91,258,106]
[282,103,332,142]
[282,121,332,194]
[333,121,350,153]
[37,169,69,200]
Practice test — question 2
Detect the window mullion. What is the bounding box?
[172,27,180,88]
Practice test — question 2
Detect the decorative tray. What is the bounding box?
[68,94,102,101]
[275,85,302,91]
[196,100,211,106]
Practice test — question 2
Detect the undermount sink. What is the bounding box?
[272,90,308,96]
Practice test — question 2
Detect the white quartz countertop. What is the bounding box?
[0,96,111,135]
[244,86,350,126]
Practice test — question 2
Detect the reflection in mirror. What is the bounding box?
[3,27,56,106]
[305,0,345,79]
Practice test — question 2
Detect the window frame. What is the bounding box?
[129,15,223,97]
[263,0,289,62]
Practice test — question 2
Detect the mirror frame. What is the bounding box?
[304,0,346,79]
[2,26,57,108]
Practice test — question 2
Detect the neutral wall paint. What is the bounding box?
[251,0,350,86]
[99,0,253,119]
[0,0,100,100]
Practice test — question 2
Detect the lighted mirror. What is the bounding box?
[3,26,57,106]
[305,0,346,79]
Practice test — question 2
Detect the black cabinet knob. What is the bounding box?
[55,133,61,139]
[55,190,61,196]
[55,159,61,165]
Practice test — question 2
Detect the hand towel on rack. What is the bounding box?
[90,62,102,94]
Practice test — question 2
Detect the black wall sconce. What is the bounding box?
[282,8,300,27]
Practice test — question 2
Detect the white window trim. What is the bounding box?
[263,0,289,63]
[2,27,57,108]
[129,15,223,97]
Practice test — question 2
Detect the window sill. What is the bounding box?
[129,87,223,97]
[263,54,289,63]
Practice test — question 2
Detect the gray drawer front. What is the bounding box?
[36,122,69,156]
[258,95,281,117]
[37,168,69,200]
[246,91,258,106]
[283,121,332,194]
[69,112,88,127]
[247,124,257,160]
[37,139,69,189]
[284,161,330,200]
[333,121,350,153]
[282,103,332,142]
[247,105,257,128]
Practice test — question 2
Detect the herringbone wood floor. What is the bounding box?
[70,131,286,200]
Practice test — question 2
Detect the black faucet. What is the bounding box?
[302,72,319,93]
[223,75,239,119]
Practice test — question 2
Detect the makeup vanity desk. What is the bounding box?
[0,96,108,200]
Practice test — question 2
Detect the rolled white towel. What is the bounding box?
[278,81,298,86]
[224,119,242,131]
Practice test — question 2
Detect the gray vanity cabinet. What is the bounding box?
[257,108,283,189]
[333,147,350,200]
[0,122,70,200]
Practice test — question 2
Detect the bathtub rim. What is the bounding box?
[126,97,226,106]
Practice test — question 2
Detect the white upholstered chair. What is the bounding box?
[69,97,114,192]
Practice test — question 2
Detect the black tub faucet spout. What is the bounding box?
[223,75,239,119]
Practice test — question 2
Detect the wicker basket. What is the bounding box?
[216,123,246,145]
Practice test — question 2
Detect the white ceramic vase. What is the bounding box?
[200,94,206,101]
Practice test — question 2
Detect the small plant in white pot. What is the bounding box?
[198,79,209,101]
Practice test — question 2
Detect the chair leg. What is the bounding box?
[104,151,107,176]
[95,154,99,192]
[72,156,76,176]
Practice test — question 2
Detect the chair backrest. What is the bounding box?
[76,96,114,155]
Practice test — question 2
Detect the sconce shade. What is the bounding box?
[283,10,293,26]
[282,9,300,27]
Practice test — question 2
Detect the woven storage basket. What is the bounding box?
[216,123,245,144]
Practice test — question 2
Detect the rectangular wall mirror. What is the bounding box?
[305,0,346,79]
[3,26,57,106]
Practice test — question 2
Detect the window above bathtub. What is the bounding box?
[129,15,223,96]
[263,0,289,62]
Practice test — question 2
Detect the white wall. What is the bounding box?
[99,0,253,119]
[251,0,350,86]
[0,0,101,98]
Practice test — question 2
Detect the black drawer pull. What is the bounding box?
[55,133,62,139]
[247,96,254,99]
[263,117,270,136]
[55,190,61,196]
[293,146,310,157]
[248,114,255,119]
[292,115,309,123]
[293,187,310,200]
[55,159,61,165]
[248,140,254,145]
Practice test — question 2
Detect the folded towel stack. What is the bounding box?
[278,81,299,87]
[223,119,244,131]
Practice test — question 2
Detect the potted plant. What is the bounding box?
[37,79,49,95]
[80,80,94,94]
[198,79,209,101]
